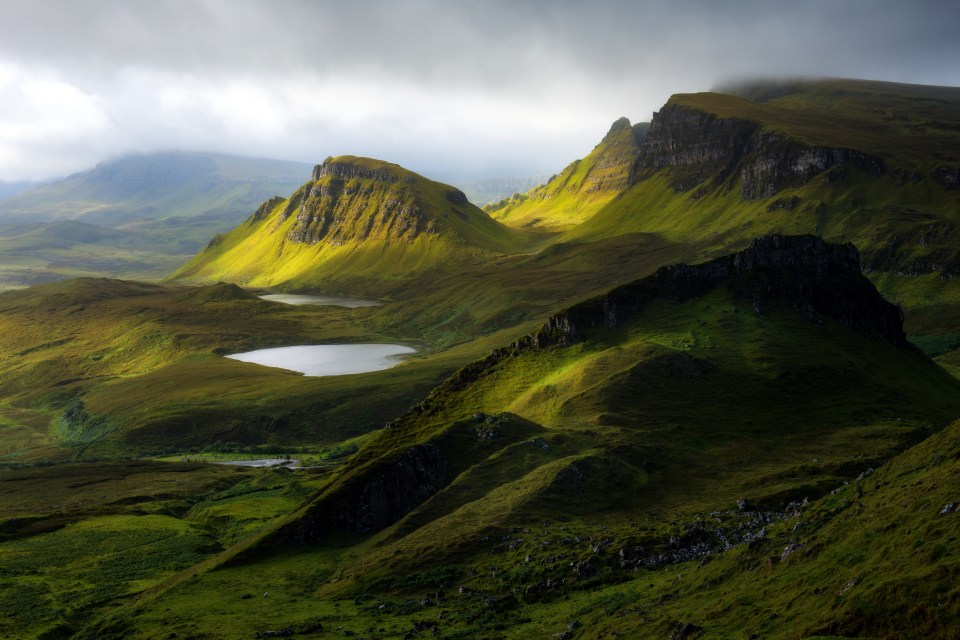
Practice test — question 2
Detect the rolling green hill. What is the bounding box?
[484,79,960,368]
[71,236,960,640]
[169,156,530,294]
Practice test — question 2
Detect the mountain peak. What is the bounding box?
[310,155,412,183]
[604,116,633,137]
[170,155,521,291]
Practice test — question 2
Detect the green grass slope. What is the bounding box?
[0,277,470,460]
[80,236,960,640]
[0,460,332,639]
[169,156,529,294]
[486,118,649,230]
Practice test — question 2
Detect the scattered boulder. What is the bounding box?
[670,622,703,639]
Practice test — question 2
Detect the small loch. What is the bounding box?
[258,293,381,308]
[226,343,415,377]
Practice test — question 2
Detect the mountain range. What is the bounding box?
[1,77,960,639]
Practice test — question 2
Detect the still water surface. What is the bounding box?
[226,343,415,376]
[259,293,381,308]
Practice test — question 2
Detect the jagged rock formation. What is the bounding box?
[634,103,885,198]
[282,157,449,245]
[291,444,449,540]
[276,413,543,543]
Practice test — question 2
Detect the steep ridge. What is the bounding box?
[267,236,958,558]
[169,156,527,294]
[533,80,960,369]
[571,79,960,275]
[486,118,649,229]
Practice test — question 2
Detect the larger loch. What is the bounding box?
[234,293,412,376]
[226,344,415,377]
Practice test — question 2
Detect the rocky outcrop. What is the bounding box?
[634,103,885,199]
[285,158,440,245]
[523,235,906,349]
[290,444,448,543]
[274,413,543,545]
[739,130,884,199]
[932,167,960,189]
[634,104,758,191]
[252,196,285,221]
[403,235,908,428]
[311,157,411,184]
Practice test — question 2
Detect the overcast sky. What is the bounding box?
[0,0,958,183]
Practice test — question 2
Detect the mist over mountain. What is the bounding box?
[0,152,312,286]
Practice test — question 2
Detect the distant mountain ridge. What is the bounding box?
[0,151,312,225]
[0,151,314,286]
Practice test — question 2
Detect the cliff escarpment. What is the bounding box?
[281,157,461,245]
[418,235,907,412]
[168,155,523,290]
[527,234,905,349]
[634,103,885,198]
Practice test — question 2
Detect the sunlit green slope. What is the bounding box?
[169,156,528,294]
[0,278,472,460]
[486,118,649,230]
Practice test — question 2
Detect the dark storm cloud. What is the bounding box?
[0,0,958,181]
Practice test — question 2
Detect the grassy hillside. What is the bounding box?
[72,237,960,640]
[486,118,649,230]
[0,460,334,639]
[0,278,478,461]
[527,79,960,368]
[2,80,960,638]
[170,156,530,294]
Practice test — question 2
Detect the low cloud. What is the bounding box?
[1,0,958,182]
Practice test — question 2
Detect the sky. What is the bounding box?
[0,0,958,183]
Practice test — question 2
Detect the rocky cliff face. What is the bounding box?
[582,117,644,194]
[281,158,454,245]
[274,413,541,544]
[524,235,906,349]
[634,103,886,199]
[290,444,448,543]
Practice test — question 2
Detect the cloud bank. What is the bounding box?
[1,0,958,181]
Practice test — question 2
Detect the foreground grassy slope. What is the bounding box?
[79,237,960,640]
[170,156,529,294]
[0,460,333,639]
